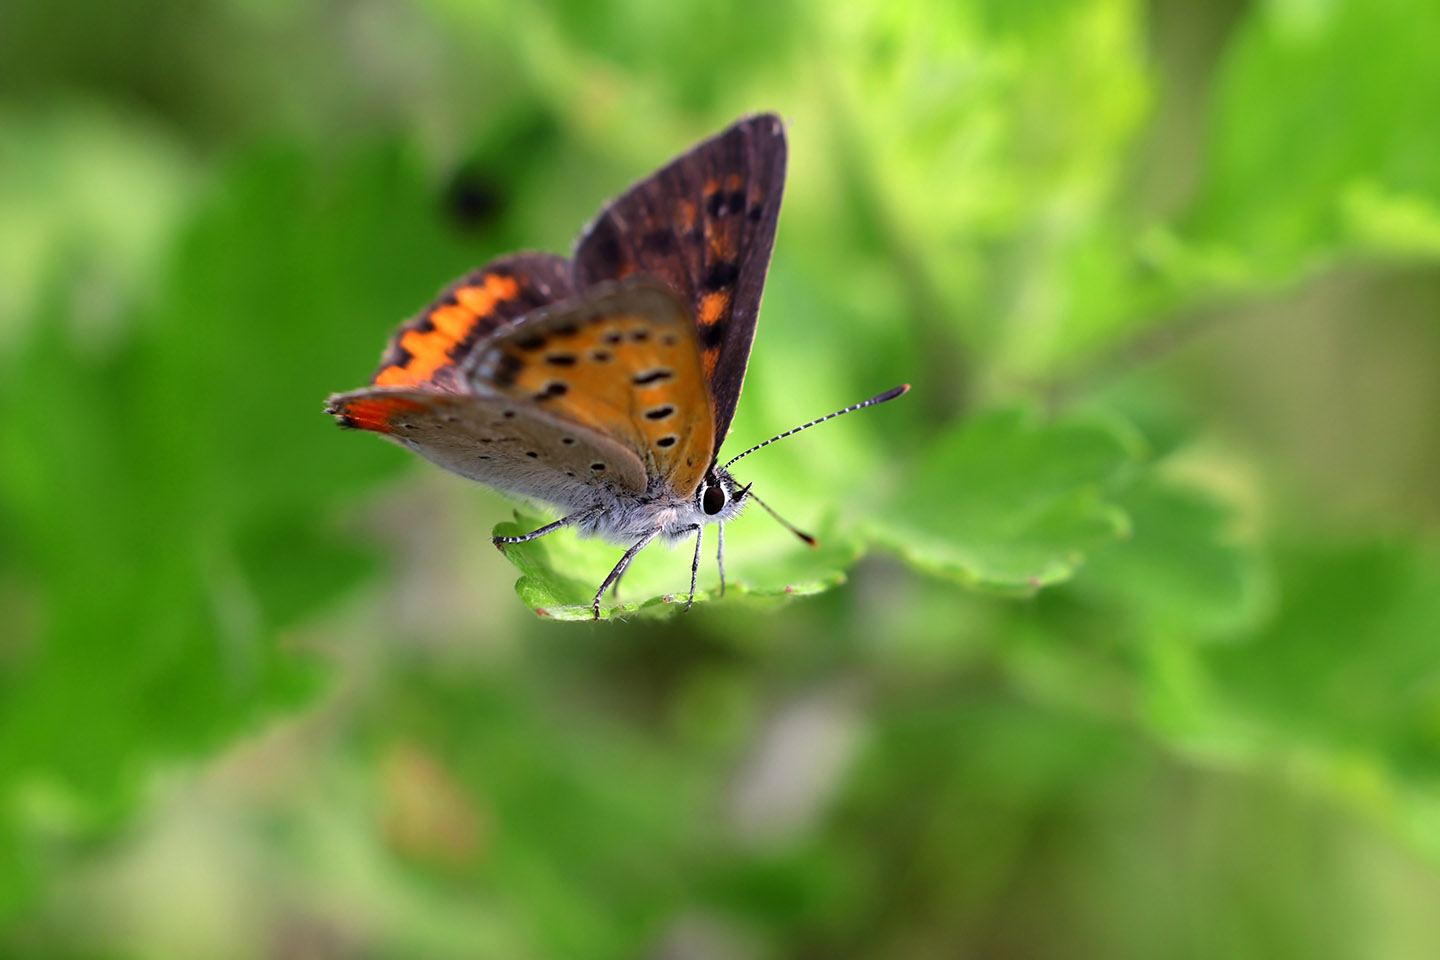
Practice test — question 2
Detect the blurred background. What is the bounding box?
[4,0,1440,956]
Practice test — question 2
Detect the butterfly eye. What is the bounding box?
[702,484,727,516]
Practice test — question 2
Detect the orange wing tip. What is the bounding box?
[326,395,427,434]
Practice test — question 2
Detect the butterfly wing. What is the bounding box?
[326,387,647,510]
[371,252,574,392]
[463,279,716,498]
[572,114,787,456]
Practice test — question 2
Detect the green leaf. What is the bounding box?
[494,512,863,621]
[1207,541,1440,766]
[0,102,200,339]
[868,407,1139,591]
[1078,474,1270,640]
[0,139,487,915]
[1123,540,1440,864]
[1184,0,1440,278]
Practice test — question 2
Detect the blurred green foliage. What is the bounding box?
[3,0,1440,956]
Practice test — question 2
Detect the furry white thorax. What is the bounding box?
[566,467,748,545]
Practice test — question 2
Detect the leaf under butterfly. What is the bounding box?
[493,512,864,621]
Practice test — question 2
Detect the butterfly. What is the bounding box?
[327,114,908,619]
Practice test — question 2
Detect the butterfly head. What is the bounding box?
[690,384,914,546]
[694,466,750,525]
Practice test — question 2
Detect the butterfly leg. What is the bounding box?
[593,529,662,620]
[716,523,726,598]
[493,514,576,548]
[686,525,703,611]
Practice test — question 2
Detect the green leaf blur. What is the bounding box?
[3,0,1440,956]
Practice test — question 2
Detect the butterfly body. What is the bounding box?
[328,114,904,618]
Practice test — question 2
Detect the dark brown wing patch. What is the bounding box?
[572,114,787,455]
[372,252,574,392]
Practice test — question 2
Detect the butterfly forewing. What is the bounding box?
[573,114,787,455]
[372,252,574,392]
[462,280,716,498]
[326,388,647,508]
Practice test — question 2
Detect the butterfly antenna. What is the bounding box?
[737,483,818,549]
[722,384,910,470]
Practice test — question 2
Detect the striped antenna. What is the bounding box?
[723,384,910,470]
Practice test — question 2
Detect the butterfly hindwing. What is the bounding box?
[463,279,716,498]
[572,114,787,455]
[372,252,574,392]
[326,387,647,508]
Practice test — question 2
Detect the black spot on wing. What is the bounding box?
[699,319,727,349]
[641,229,677,255]
[632,369,675,386]
[532,381,569,401]
[493,352,523,387]
[385,342,414,369]
[508,283,551,313]
[706,190,747,218]
[703,261,739,290]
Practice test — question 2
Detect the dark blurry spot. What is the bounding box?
[442,161,506,232]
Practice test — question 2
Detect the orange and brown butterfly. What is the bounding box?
[326,114,908,619]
